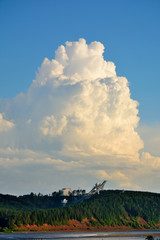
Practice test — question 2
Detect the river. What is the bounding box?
[0,231,160,240]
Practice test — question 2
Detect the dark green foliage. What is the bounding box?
[0,190,160,231]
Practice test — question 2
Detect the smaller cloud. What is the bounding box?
[95,169,131,188]
[141,152,160,169]
[96,170,110,180]
[110,171,131,187]
[0,114,14,132]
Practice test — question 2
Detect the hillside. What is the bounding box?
[0,190,160,232]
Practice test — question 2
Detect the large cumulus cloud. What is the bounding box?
[0,39,159,194]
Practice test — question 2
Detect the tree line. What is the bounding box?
[0,190,160,232]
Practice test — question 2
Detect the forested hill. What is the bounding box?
[0,190,160,232]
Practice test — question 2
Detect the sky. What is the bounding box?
[0,0,160,195]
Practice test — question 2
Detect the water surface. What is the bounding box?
[0,230,159,240]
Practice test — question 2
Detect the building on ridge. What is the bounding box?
[59,188,72,196]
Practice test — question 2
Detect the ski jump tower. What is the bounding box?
[71,180,107,205]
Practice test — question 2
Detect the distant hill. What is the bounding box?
[0,190,160,232]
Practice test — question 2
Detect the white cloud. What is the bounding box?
[0,38,159,194]
[0,39,143,158]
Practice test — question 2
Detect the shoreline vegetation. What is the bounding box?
[14,221,160,234]
[0,190,160,233]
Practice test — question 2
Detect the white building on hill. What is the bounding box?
[59,188,72,196]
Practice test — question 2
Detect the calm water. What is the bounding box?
[0,231,159,240]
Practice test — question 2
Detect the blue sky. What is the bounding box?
[0,0,160,194]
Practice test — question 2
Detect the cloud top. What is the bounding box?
[34,38,116,87]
